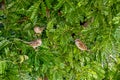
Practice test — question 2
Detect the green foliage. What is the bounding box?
[0,0,120,80]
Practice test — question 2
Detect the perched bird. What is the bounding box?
[75,39,88,51]
[28,39,42,49]
[15,38,42,49]
[34,26,44,34]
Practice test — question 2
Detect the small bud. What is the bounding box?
[24,55,29,60]
[19,55,29,63]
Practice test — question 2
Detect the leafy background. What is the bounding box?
[0,0,120,80]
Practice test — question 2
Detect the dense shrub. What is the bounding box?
[0,0,120,80]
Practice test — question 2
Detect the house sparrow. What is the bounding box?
[14,38,42,49]
[34,26,44,34]
[75,39,88,51]
[28,39,42,49]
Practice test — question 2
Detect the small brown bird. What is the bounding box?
[28,39,42,49]
[15,38,42,49]
[34,26,44,34]
[75,39,88,51]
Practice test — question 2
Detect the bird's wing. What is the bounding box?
[78,41,87,50]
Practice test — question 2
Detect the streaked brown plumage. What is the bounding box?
[14,38,42,49]
[28,39,42,49]
[75,39,87,51]
[34,26,44,34]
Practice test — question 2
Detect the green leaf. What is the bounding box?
[54,0,65,10]
[27,1,41,22]
[0,61,6,74]
[45,0,53,8]
[0,40,9,50]
[41,1,46,17]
